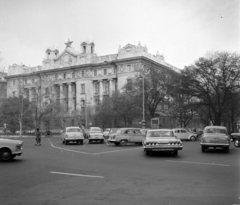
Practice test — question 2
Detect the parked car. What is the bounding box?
[172,128,198,141]
[0,138,23,161]
[61,127,84,145]
[108,128,145,146]
[200,126,230,153]
[88,127,104,143]
[229,133,240,147]
[143,129,183,156]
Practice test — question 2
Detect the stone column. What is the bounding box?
[108,79,112,96]
[59,84,63,105]
[68,83,72,112]
[99,80,103,102]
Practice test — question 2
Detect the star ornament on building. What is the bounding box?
[65,39,73,49]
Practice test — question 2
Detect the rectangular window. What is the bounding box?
[94,70,97,76]
[13,80,15,86]
[114,67,117,74]
[81,71,85,77]
[81,84,85,94]
[63,73,66,79]
[127,65,131,72]
[55,74,58,80]
[104,81,109,94]
[104,69,107,75]
[95,83,99,94]
[25,79,27,85]
[72,72,75,79]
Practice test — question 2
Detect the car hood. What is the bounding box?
[0,138,23,144]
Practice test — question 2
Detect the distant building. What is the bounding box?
[0,72,7,100]
[5,40,180,128]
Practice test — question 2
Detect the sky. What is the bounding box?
[0,0,239,71]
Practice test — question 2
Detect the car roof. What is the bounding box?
[119,128,141,130]
[90,127,101,129]
[148,129,173,132]
[66,127,80,129]
[204,126,227,129]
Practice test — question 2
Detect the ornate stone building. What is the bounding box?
[5,40,180,128]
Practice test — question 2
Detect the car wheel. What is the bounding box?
[114,142,120,146]
[119,140,128,146]
[173,150,178,156]
[234,139,240,147]
[201,146,207,152]
[190,136,196,141]
[0,149,12,161]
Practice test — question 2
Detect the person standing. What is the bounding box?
[35,128,41,146]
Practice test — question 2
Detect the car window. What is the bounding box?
[175,130,179,133]
[205,128,227,134]
[115,129,122,134]
[134,130,141,134]
[90,128,102,133]
[181,130,186,133]
[66,128,81,133]
[125,130,134,134]
[147,130,174,138]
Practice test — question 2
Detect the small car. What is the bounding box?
[172,128,198,141]
[229,133,240,147]
[0,138,23,161]
[200,126,230,153]
[88,127,104,143]
[143,129,183,156]
[108,128,146,146]
[61,127,84,145]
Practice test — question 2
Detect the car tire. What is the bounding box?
[190,136,196,141]
[119,140,128,146]
[201,146,207,152]
[114,142,120,146]
[234,139,240,147]
[0,149,12,161]
[173,150,178,156]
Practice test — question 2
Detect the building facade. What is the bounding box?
[5,40,179,129]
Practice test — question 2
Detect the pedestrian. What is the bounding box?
[35,128,41,146]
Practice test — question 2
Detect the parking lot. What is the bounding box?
[0,136,239,205]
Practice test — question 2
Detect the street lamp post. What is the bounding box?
[141,75,146,128]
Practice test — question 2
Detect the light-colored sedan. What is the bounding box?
[143,129,183,156]
[172,128,198,141]
[201,126,230,153]
[0,138,23,161]
[61,127,84,145]
[108,128,145,146]
[88,127,104,143]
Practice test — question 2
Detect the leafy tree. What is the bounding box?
[182,51,240,125]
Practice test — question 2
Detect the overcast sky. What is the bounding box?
[0,0,239,70]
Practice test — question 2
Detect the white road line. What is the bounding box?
[165,160,229,167]
[48,139,93,155]
[50,171,104,178]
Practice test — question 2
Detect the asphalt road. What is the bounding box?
[0,136,239,205]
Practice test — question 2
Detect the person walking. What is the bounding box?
[35,128,41,146]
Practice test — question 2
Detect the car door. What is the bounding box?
[133,129,144,142]
[124,129,134,142]
[181,129,188,139]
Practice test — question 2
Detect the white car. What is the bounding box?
[88,127,104,143]
[0,138,23,161]
[61,127,84,145]
[143,129,183,156]
[172,128,198,141]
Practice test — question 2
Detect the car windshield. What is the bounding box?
[110,128,119,134]
[91,129,102,133]
[66,128,81,133]
[147,130,174,138]
[204,128,227,134]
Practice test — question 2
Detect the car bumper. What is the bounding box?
[12,150,23,156]
[200,143,230,147]
[143,146,183,152]
[65,138,84,141]
[107,139,116,143]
